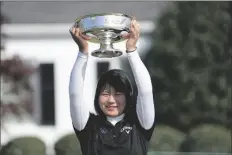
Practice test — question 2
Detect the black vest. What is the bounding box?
[74,113,155,155]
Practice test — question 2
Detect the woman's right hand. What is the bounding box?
[69,26,92,54]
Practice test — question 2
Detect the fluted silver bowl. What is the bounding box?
[73,13,133,58]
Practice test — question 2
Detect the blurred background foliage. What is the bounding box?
[1,11,37,130]
[144,1,232,132]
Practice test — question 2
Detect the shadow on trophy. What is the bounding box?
[72,13,133,58]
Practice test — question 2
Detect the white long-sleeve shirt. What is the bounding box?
[69,50,155,131]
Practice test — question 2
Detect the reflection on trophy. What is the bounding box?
[74,13,133,58]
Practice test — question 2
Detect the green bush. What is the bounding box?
[180,124,231,153]
[0,136,46,155]
[149,125,186,152]
[54,133,82,155]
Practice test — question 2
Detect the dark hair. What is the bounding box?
[94,69,134,118]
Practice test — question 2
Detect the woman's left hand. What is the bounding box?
[122,19,140,52]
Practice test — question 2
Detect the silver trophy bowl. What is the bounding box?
[74,13,133,58]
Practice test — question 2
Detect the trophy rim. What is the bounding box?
[75,13,133,22]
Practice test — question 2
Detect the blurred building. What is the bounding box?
[1,1,169,154]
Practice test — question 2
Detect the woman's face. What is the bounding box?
[98,83,126,117]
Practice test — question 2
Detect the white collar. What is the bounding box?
[107,113,125,126]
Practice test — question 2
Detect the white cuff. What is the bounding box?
[126,49,139,57]
[77,51,88,59]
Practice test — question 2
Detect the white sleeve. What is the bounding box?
[69,52,90,131]
[127,50,155,130]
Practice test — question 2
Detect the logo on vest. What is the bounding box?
[100,127,108,134]
[120,126,132,134]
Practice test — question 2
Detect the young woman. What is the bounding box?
[69,19,155,155]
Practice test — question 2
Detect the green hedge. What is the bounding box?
[180,124,231,153]
[0,136,46,155]
[149,125,186,152]
[54,133,82,155]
